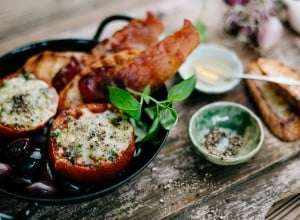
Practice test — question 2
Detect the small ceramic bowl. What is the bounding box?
[189,102,264,165]
[179,43,243,94]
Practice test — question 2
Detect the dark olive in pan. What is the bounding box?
[25,181,58,197]
[10,175,33,188]
[2,138,31,161]
[60,181,83,195]
[40,159,56,182]
[30,135,48,150]
[18,147,44,174]
[0,162,12,180]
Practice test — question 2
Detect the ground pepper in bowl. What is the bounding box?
[189,102,264,165]
[202,127,244,159]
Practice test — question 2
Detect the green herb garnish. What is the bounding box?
[107,149,118,162]
[68,144,81,164]
[20,73,35,80]
[0,80,7,88]
[108,75,196,142]
[195,19,207,42]
[50,130,61,139]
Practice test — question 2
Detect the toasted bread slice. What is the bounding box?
[246,60,300,141]
[23,51,89,85]
[257,58,300,110]
[58,49,141,110]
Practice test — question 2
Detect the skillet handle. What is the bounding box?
[0,202,39,220]
[92,15,133,41]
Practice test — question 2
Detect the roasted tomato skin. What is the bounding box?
[0,73,58,138]
[48,103,135,184]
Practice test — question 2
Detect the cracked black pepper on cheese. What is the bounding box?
[0,73,58,130]
[50,107,133,165]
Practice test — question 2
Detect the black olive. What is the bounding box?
[41,118,54,135]
[10,175,33,188]
[40,159,56,182]
[30,135,48,150]
[61,181,83,195]
[25,181,58,197]
[2,138,31,161]
[0,162,12,180]
[18,147,44,175]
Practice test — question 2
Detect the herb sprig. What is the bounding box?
[108,75,196,142]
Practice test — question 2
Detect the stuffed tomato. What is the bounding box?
[0,73,58,137]
[48,103,135,183]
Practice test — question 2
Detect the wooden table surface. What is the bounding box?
[0,0,299,219]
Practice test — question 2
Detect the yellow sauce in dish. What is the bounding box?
[192,57,234,86]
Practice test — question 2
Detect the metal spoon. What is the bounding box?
[195,65,300,86]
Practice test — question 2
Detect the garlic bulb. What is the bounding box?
[257,16,283,50]
[284,0,300,34]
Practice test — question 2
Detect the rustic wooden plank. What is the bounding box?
[0,0,300,219]
[0,0,163,53]
[165,153,300,220]
[266,194,300,220]
[0,0,163,41]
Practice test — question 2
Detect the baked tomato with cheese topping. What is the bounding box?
[0,73,59,137]
[48,103,135,183]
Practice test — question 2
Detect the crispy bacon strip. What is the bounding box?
[59,49,141,109]
[116,19,200,92]
[21,12,162,94]
[79,19,200,103]
[92,12,164,56]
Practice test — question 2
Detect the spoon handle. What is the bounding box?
[236,74,300,86]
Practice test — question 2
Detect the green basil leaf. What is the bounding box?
[144,106,157,120]
[167,75,196,103]
[142,85,151,104]
[132,119,148,142]
[139,117,160,142]
[195,19,207,42]
[159,108,178,130]
[108,86,141,121]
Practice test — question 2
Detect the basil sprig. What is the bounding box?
[108,75,196,142]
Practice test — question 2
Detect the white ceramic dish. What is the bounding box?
[179,43,244,94]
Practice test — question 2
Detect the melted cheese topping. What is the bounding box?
[0,74,58,129]
[52,108,132,165]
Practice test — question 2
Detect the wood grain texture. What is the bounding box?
[0,0,299,219]
[266,193,300,220]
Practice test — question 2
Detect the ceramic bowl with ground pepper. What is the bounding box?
[189,101,264,165]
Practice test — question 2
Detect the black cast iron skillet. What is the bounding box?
[0,15,169,219]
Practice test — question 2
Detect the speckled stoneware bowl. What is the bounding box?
[189,102,264,165]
